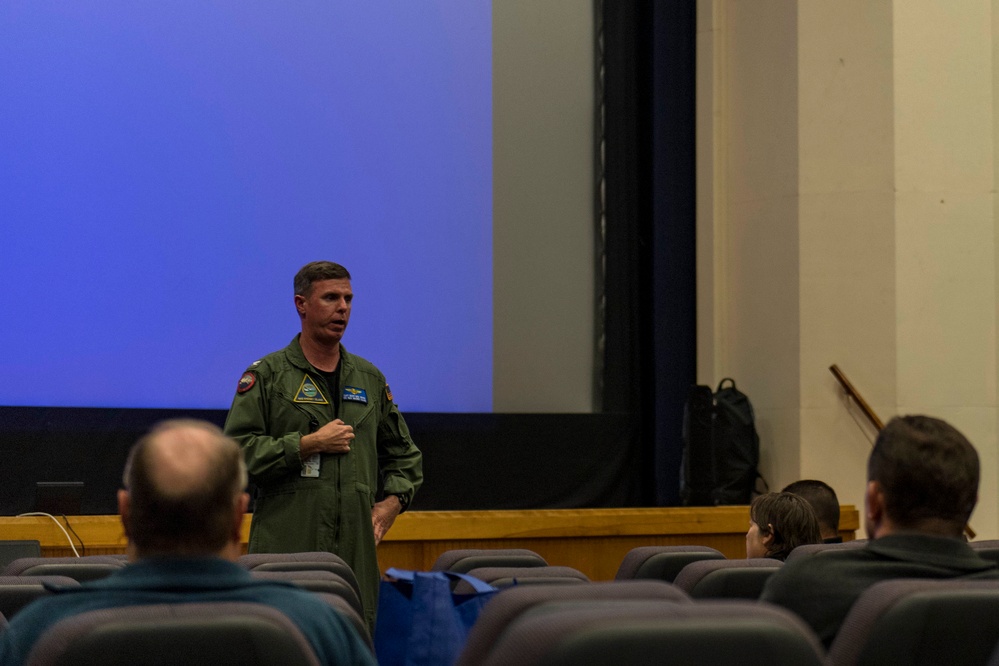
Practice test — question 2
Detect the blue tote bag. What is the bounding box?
[374,567,498,666]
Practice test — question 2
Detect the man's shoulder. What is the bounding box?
[341,348,385,380]
[239,340,306,376]
[765,547,872,593]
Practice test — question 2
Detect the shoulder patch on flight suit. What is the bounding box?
[343,386,368,404]
[385,384,394,402]
[236,372,256,394]
[294,374,329,404]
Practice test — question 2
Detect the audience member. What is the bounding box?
[782,479,842,543]
[761,415,999,647]
[0,420,374,666]
[745,492,822,561]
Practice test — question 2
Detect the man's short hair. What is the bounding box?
[294,261,351,297]
[782,479,840,536]
[750,491,823,561]
[868,415,979,534]
[122,420,247,555]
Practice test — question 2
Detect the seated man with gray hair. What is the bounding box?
[0,419,374,666]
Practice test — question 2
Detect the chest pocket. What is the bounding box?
[341,398,376,431]
[272,388,330,433]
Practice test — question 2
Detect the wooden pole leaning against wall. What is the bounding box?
[829,364,975,540]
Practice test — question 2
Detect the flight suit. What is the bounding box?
[224,335,423,629]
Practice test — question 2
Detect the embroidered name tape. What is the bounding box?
[343,386,368,404]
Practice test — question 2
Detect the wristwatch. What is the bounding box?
[391,493,409,512]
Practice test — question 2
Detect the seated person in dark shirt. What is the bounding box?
[760,415,998,648]
[0,419,374,666]
[783,479,842,543]
[745,491,822,561]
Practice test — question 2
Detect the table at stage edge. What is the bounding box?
[0,506,859,581]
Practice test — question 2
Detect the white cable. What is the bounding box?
[15,512,81,557]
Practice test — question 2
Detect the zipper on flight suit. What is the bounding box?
[291,390,342,551]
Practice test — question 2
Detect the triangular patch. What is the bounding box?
[294,374,329,404]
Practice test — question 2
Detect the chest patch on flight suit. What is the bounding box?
[294,374,329,404]
[343,386,368,404]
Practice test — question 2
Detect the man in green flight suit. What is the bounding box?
[224,261,423,630]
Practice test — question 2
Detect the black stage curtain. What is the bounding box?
[602,0,696,507]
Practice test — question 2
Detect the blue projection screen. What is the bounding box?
[0,2,492,411]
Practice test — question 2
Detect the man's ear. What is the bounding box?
[762,523,776,547]
[294,294,306,317]
[118,489,131,538]
[865,480,884,536]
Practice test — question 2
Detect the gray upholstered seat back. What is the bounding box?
[26,602,321,666]
[672,558,782,599]
[828,578,999,666]
[614,545,726,582]
[455,580,690,666]
[431,548,548,573]
[477,599,824,666]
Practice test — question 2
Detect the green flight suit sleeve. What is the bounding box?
[376,385,423,511]
[223,366,306,485]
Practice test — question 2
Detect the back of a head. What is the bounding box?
[782,479,840,537]
[750,492,823,561]
[123,419,247,557]
[868,415,978,536]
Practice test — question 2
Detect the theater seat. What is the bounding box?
[431,548,548,573]
[614,546,726,582]
[0,575,80,620]
[672,558,782,599]
[238,552,360,600]
[785,540,868,562]
[827,578,999,666]
[3,556,125,582]
[455,580,691,666]
[313,592,372,651]
[456,566,589,593]
[26,602,322,666]
[249,570,363,619]
[477,599,824,666]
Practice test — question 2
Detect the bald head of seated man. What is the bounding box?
[0,420,375,666]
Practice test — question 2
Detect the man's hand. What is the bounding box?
[371,495,403,545]
[300,419,355,458]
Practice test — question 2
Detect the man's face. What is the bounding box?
[295,278,353,346]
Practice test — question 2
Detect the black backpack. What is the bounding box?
[681,378,763,505]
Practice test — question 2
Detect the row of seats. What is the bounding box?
[14,572,998,666]
[452,576,999,666]
[8,542,999,664]
[433,546,782,599]
[0,551,370,649]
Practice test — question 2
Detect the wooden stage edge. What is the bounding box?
[0,506,859,582]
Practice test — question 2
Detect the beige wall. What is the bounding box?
[493,1,597,412]
[699,0,999,538]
